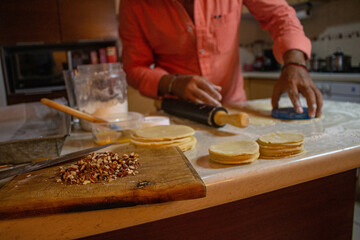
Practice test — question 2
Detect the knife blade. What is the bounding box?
[0,142,116,180]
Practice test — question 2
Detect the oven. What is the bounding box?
[1,41,117,105]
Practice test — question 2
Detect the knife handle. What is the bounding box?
[213,111,249,128]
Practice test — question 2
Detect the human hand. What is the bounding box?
[272,50,323,118]
[272,65,323,118]
[160,74,222,106]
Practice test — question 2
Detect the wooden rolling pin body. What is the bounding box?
[160,98,249,128]
[213,110,249,128]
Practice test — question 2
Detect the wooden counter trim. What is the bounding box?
[81,169,356,240]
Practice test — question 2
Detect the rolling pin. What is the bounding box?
[158,98,249,128]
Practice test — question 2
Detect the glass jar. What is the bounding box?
[74,63,128,130]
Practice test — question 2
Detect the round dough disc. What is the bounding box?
[131,136,196,152]
[260,147,304,156]
[178,136,197,151]
[257,142,303,150]
[134,125,195,141]
[130,136,192,146]
[257,132,304,145]
[260,149,306,159]
[210,153,260,165]
[209,140,259,157]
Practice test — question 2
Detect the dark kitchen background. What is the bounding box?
[0,0,121,106]
[239,0,360,73]
[0,0,359,107]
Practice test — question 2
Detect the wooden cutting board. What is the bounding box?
[0,144,206,219]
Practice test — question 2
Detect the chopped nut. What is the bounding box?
[56,151,140,185]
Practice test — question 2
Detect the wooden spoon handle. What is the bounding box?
[213,110,249,128]
[40,98,107,123]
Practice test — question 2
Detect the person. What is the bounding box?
[119,0,323,117]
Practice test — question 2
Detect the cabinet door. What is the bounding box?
[0,0,61,45]
[59,0,118,42]
[247,78,277,100]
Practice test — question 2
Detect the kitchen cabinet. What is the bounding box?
[127,86,157,114]
[0,0,61,45]
[244,78,277,100]
[58,0,118,43]
[0,0,118,45]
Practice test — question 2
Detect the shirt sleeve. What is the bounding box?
[243,0,311,64]
[118,0,168,99]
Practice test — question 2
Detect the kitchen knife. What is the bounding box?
[159,98,249,128]
[0,142,116,180]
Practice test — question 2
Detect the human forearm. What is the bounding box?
[283,49,307,65]
[244,0,311,64]
[158,74,222,106]
[272,49,323,117]
[158,74,175,96]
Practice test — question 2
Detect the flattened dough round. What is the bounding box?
[131,136,196,151]
[260,149,306,159]
[134,125,195,141]
[257,132,304,145]
[249,115,276,126]
[210,153,260,165]
[178,136,197,151]
[209,140,259,157]
[260,146,304,155]
[130,136,192,146]
[257,142,303,150]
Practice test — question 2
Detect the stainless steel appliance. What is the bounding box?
[325,48,352,72]
[1,41,117,105]
[315,81,360,103]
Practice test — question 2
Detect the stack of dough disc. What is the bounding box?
[130,125,196,152]
[209,140,260,164]
[257,132,305,159]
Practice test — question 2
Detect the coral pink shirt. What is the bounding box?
[119,0,311,104]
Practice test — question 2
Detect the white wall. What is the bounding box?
[239,0,360,66]
[0,59,7,107]
[311,22,360,65]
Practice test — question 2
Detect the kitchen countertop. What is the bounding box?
[243,71,360,82]
[1,98,360,239]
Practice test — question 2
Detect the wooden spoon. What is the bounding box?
[40,98,107,123]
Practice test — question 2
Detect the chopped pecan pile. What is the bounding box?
[56,152,140,185]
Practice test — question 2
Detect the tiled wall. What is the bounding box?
[239,0,360,65]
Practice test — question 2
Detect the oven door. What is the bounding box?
[9,51,67,93]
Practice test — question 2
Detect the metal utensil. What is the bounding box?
[325,48,352,72]
[0,142,116,180]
